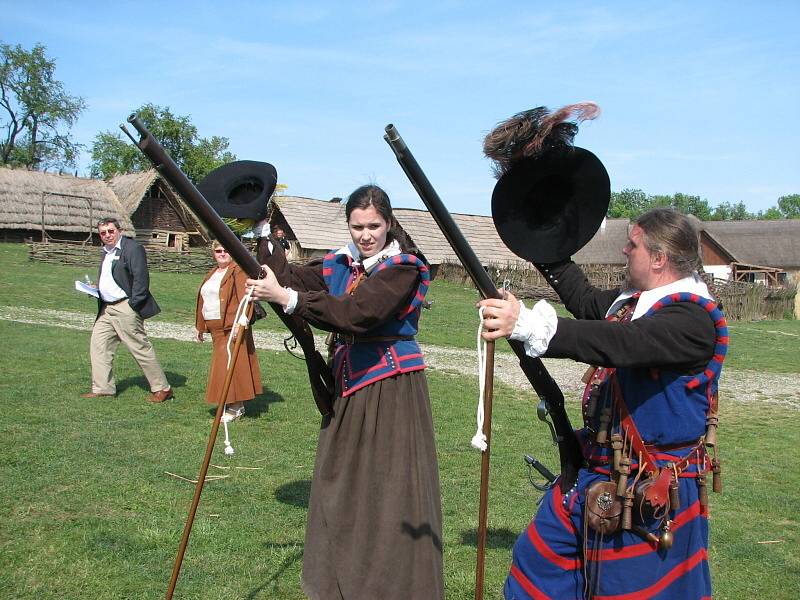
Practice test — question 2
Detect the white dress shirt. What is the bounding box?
[98,240,128,303]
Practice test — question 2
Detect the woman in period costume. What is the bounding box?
[195,240,262,421]
[248,185,443,600]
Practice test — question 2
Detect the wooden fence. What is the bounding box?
[28,241,215,274]
[435,260,797,321]
[27,243,797,321]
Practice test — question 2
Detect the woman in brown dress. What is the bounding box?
[248,185,443,600]
[195,241,262,421]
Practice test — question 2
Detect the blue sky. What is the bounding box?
[3,1,799,215]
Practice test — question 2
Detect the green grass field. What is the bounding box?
[1,243,798,598]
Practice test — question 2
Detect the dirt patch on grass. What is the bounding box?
[2,305,798,410]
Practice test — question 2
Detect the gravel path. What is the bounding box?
[3,305,798,410]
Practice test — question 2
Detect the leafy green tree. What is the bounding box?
[0,41,86,169]
[759,207,784,220]
[90,103,235,182]
[608,188,649,218]
[650,193,712,220]
[777,194,800,219]
[711,201,753,221]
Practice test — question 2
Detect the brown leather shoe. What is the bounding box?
[147,388,174,403]
[80,392,115,398]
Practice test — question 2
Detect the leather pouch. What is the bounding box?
[585,481,623,535]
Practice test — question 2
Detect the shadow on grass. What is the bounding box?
[205,389,285,420]
[117,371,188,395]
[459,527,518,550]
[275,479,312,509]
[246,542,304,599]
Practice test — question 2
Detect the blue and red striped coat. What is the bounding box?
[505,292,726,600]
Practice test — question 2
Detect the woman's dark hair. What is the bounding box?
[345,185,425,261]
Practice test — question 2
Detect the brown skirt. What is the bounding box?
[204,319,262,404]
[302,370,444,600]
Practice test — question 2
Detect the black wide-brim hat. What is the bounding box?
[197,160,277,221]
[491,147,610,264]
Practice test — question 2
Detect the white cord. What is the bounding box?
[223,419,235,455]
[471,306,488,452]
[219,287,255,457]
[226,287,255,368]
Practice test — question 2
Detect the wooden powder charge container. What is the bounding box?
[705,413,719,448]
[669,473,681,511]
[697,471,709,506]
[712,458,722,493]
[596,407,612,444]
[621,489,634,530]
[616,455,631,497]
[611,433,623,472]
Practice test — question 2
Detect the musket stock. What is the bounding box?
[123,114,333,416]
[383,124,581,491]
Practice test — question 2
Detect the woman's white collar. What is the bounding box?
[335,239,402,273]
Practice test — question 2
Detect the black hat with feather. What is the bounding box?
[485,102,610,263]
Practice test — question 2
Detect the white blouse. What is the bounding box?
[200,268,228,320]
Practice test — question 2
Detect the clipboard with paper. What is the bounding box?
[74,280,99,298]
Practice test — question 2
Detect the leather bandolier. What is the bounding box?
[582,293,728,554]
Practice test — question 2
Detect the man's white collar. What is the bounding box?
[335,239,402,273]
[607,273,713,320]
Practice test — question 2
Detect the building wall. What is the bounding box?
[131,195,187,231]
[704,264,732,281]
[700,238,728,266]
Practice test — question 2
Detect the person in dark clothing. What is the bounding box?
[270,224,291,255]
[247,185,444,600]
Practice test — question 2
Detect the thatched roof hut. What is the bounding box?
[107,171,160,213]
[108,170,209,250]
[392,207,521,266]
[268,195,350,259]
[700,219,800,284]
[0,167,133,242]
[270,197,627,268]
[266,193,800,286]
[701,220,800,270]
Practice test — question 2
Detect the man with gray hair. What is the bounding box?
[81,218,172,403]
[479,207,727,599]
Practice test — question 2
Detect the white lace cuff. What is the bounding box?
[509,299,558,358]
[284,288,298,314]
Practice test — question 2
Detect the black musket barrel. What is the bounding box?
[127,114,261,278]
[125,114,333,416]
[383,126,499,300]
[383,124,581,490]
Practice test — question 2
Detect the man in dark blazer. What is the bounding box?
[81,218,173,402]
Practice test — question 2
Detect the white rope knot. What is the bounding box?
[472,306,488,452]
[223,420,235,455]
